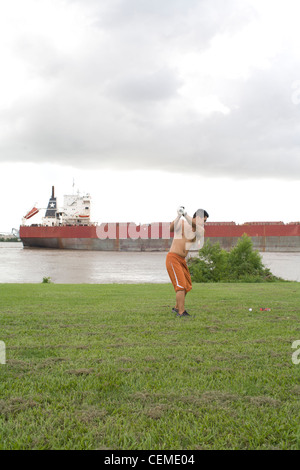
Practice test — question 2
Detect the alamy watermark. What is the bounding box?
[95,210,206,249]
[0,341,5,364]
[95,221,204,242]
[96,222,171,240]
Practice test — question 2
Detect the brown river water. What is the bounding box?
[0,242,299,283]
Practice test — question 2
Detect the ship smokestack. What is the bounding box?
[45,186,57,218]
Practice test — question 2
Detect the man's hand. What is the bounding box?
[177,206,187,217]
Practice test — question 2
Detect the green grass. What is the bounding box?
[0,282,300,450]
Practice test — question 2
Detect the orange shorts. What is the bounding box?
[166,252,192,293]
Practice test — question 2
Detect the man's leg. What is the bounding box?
[175,290,187,310]
[176,290,186,315]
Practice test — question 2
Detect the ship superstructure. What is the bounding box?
[23,186,92,227]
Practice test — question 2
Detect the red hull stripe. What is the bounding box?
[19,223,300,239]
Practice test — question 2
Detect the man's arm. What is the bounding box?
[183,213,205,237]
[170,214,182,233]
[183,213,195,228]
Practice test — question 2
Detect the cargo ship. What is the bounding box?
[19,187,300,252]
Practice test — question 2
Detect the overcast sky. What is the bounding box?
[0,0,300,232]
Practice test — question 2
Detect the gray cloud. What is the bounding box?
[107,68,182,103]
[1,0,300,180]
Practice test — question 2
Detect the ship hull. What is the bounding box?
[20,224,173,252]
[19,223,300,252]
[21,235,300,252]
[205,222,300,252]
[206,236,300,252]
[21,237,172,251]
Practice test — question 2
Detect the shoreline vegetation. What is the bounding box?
[188,235,285,283]
[0,282,299,450]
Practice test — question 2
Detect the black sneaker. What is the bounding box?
[173,307,190,315]
[182,310,191,317]
[176,310,191,317]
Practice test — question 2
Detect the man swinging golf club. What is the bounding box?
[166,207,209,317]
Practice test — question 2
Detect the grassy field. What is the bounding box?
[0,282,299,450]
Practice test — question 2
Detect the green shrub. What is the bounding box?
[188,240,229,282]
[188,234,283,283]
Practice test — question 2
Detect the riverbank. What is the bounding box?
[0,282,299,449]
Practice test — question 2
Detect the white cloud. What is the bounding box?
[0,0,299,231]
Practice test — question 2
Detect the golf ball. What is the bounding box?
[249,308,252,312]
